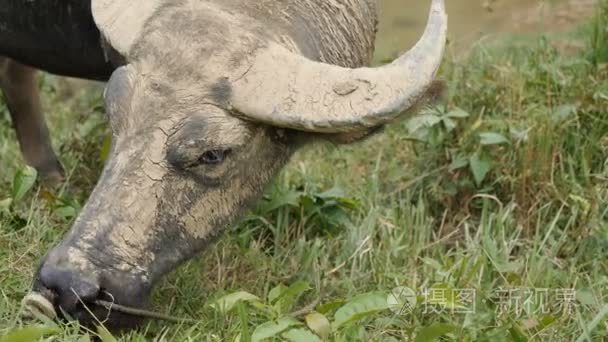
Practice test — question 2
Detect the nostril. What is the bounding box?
[38,264,101,314]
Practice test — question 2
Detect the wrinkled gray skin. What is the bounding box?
[0,0,442,331]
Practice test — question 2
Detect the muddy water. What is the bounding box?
[375,0,594,58]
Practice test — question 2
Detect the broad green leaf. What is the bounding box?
[539,315,556,329]
[321,207,354,228]
[251,317,301,342]
[479,132,510,145]
[305,312,331,340]
[407,114,442,133]
[269,284,288,304]
[317,187,359,210]
[442,117,457,132]
[414,323,457,342]
[469,153,491,186]
[268,282,310,316]
[211,291,261,313]
[12,166,38,203]
[54,206,78,219]
[78,334,92,342]
[333,291,389,329]
[449,157,469,171]
[261,189,303,213]
[446,108,470,118]
[275,282,310,304]
[97,326,118,342]
[334,196,360,210]
[299,194,317,212]
[316,187,347,199]
[273,282,311,314]
[0,326,59,342]
[316,299,346,315]
[282,328,323,342]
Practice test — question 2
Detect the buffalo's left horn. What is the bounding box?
[229,0,448,133]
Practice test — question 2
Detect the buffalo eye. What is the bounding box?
[199,149,230,165]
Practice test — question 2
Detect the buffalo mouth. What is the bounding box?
[27,279,150,332]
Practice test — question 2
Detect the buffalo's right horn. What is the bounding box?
[229,0,448,133]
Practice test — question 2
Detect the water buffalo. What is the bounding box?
[1,0,447,331]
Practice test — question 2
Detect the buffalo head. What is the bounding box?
[32,0,447,331]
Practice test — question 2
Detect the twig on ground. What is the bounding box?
[288,298,321,318]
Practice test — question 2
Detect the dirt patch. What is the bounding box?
[505,0,597,33]
[376,0,599,58]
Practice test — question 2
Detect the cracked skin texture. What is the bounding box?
[56,0,381,283]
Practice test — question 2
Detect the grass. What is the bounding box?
[1,2,607,341]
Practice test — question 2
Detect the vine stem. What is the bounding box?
[94,300,198,324]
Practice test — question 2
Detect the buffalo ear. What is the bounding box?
[103,65,136,132]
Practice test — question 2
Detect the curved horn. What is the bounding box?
[92,0,163,56]
[230,0,448,133]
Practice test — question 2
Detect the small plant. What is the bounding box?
[0,166,38,232]
[404,104,513,213]
[10,166,38,205]
[407,105,512,187]
[0,325,60,342]
[0,164,82,225]
[211,283,458,341]
[236,185,360,251]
